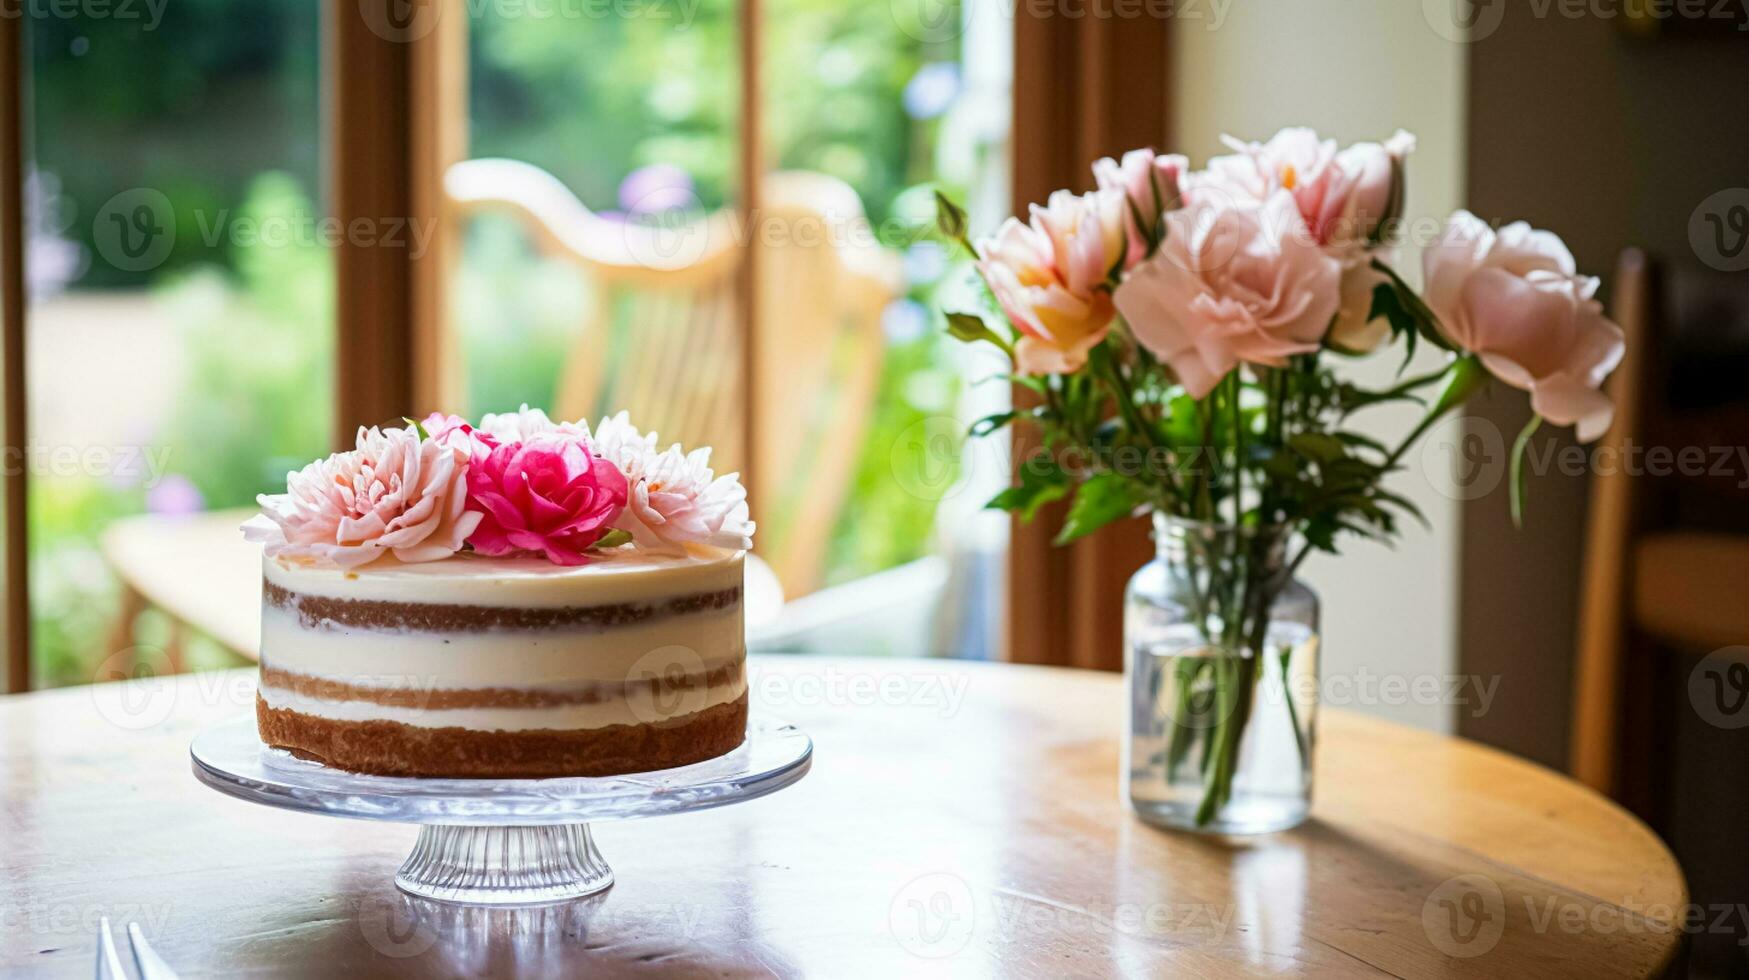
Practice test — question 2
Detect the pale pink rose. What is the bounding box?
[976,188,1125,375]
[1093,148,1187,269]
[1201,127,1415,251]
[1114,191,1342,398]
[1422,211,1624,441]
[242,424,480,569]
[591,412,755,555]
[1202,128,1347,245]
[1200,128,1416,354]
[1335,130,1416,245]
[464,430,629,565]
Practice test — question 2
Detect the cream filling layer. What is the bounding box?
[259,676,747,732]
[260,606,744,688]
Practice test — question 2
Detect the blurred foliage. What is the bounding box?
[26,0,987,684]
[156,173,336,508]
[26,0,320,288]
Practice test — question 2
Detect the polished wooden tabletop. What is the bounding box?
[0,657,1685,978]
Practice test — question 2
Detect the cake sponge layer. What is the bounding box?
[256,692,748,778]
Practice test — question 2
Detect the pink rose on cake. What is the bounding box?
[463,430,630,566]
[590,412,756,555]
[242,422,480,569]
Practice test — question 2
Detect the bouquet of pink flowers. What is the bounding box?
[937,127,1624,829]
[243,407,754,569]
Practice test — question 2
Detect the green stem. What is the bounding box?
[1279,644,1309,768]
[1382,355,1488,471]
[1229,374,1244,528]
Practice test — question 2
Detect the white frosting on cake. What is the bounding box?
[259,550,746,733]
[260,606,744,688]
[262,549,741,606]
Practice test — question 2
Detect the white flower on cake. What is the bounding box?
[590,411,756,555]
[242,423,480,568]
[476,404,588,444]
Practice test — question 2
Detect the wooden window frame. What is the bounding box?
[0,1,1165,690]
[2,1,27,692]
[332,0,763,499]
[1008,4,1172,670]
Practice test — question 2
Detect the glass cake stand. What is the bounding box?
[189,715,812,906]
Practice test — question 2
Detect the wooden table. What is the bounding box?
[0,658,1686,977]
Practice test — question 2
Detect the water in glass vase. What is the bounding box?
[1123,532,1321,836]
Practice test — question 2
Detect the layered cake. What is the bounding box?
[242,407,756,778]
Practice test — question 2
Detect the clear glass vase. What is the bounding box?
[1124,515,1319,834]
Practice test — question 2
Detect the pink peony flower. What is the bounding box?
[977,188,1126,375]
[464,430,629,565]
[591,412,755,555]
[1196,128,1415,353]
[1114,191,1341,399]
[1093,148,1187,271]
[1422,211,1624,441]
[1336,131,1416,245]
[242,424,480,569]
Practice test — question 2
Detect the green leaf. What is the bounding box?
[1054,472,1143,545]
[1509,416,1542,528]
[945,311,1014,356]
[592,529,633,550]
[1288,432,1346,464]
[968,411,1017,438]
[1371,258,1458,354]
[1334,430,1389,455]
[403,416,431,440]
[1373,488,1430,529]
[986,456,1069,522]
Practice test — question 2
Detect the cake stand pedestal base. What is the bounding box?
[190,715,811,908]
[395,824,614,905]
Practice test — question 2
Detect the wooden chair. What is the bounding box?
[1570,249,1749,817]
[100,507,264,665]
[96,164,878,675]
[445,160,901,597]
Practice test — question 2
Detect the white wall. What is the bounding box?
[1173,0,1469,731]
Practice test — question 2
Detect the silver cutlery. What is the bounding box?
[94,917,180,980]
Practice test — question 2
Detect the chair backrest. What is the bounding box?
[444,160,900,597]
[1571,251,1749,793]
[1570,249,1655,793]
